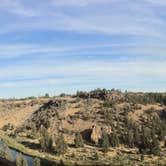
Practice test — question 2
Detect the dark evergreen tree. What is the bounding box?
[103,109,113,125]
[138,127,161,155]
[39,126,53,152]
[158,121,166,141]
[101,133,110,153]
[31,123,37,136]
[55,134,68,155]
[138,127,151,154]
[110,131,119,147]
[127,130,135,148]
[133,127,140,146]
[149,134,161,155]
[74,132,84,148]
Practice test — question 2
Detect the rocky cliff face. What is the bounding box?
[90,125,102,144]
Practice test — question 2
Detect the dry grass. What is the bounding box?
[0,105,39,128]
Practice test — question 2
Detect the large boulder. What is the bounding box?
[91,125,102,144]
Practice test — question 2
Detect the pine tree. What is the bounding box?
[158,121,166,141]
[133,127,140,146]
[127,130,134,148]
[138,127,151,154]
[150,134,161,155]
[55,134,68,155]
[74,132,84,148]
[40,134,53,152]
[16,153,28,166]
[33,158,40,166]
[110,131,119,147]
[39,126,53,152]
[139,127,161,155]
[101,133,110,153]
[31,123,37,137]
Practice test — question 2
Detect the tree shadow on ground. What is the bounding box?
[21,141,40,150]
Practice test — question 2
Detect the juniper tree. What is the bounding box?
[139,128,151,154]
[31,122,37,137]
[139,127,161,155]
[157,121,166,141]
[133,127,140,146]
[39,126,53,152]
[40,133,53,152]
[101,133,110,153]
[110,131,119,147]
[127,130,135,148]
[55,134,68,155]
[150,133,161,155]
[74,132,84,148]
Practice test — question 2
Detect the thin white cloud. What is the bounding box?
[0,42,141,58]
[0,59,166,97]
[0,42,166,59]
[0,59,166,82]
[0,0,166,37]
[0,0,36,17]
[145,0,166,5]
[52,0,115,7]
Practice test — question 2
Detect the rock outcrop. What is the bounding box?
[91,125,102,144]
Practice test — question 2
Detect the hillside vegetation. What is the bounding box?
[0,89,166,165]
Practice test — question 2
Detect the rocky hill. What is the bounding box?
[0,89,166,165]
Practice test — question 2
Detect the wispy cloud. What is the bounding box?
[145,0,166,5]
[52,0,115,7]
[0,0,36,17]
[0,0,166,37]
[0,58,166,97]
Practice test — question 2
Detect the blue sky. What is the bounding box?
[0,0,166,98]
